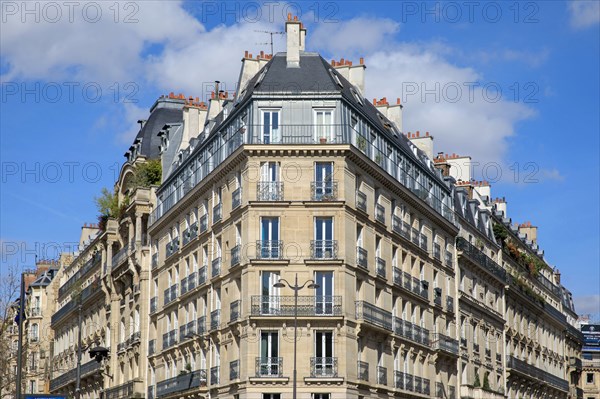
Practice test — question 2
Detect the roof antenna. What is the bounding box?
[255,30,284,55]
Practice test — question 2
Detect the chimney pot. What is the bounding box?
[360,57,364,65]
[288,12,292,20]
[294,16,298,21]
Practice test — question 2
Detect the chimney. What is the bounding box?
[183,100,208,148]
[386,98,403,133]
[473,180,491,199]
[518,222,538,244]
[299,24,307,51]
[408,131,434,159]
[493,197,507,216]
[285,14,301,68]
[349,58,366,95]
[237,51,260,92]
[446,154,472,182]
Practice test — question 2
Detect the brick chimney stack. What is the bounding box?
[518,221,538,243]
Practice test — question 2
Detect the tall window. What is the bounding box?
[259,162,281,201]
[315,272,334,315]
[314,331,334,376]
[314,162,334,200]
[314,217,334,258]
[261,109,280,143]
[314,109,334,141]
[260,331,280,375]
[261,272,280,315]
[260,217,280,258]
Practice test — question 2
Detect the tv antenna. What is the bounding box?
[255,30,284,56]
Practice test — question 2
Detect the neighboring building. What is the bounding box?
[582,323,600,399]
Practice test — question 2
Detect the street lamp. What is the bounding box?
[273,273,319,399]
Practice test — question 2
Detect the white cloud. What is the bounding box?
[538,168,565,182]
[568,0,600,29]
[574,295,600,316]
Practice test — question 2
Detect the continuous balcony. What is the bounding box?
[457,237,506,281]
[432,333,459,356]
[111,244,130,269]
[355,301,393,331]
[51,280,101,326]
[506,355,569,392]
[58,252,101,298]
[310,357,338,377]
[251,295,342,316]
[257,181,284,201]
[393,268,429,301]
[393,317,430,346]
[49,359,101,390]
[311,181,338,201]
[256,240,283,260]
[310,240,338,259]
[104,379,144,399]
[156,370,207,397]
[395,371,431,395]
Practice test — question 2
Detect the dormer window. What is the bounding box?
[255,67,268,87]
[351,87,363,105]
[328,68,343,87]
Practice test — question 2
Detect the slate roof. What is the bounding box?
[131,106,184,160]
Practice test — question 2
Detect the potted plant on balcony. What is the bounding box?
[482,371,491,390]
[320,137,327,144]
[357,135,367,151]
[473,373,481,388]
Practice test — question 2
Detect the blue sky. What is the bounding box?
[1,1,599,318]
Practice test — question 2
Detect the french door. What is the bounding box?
[314,331,334,376]
[261,271,280,315]
[315,271,334,315]
[259,162,280,200]
[261,110,280,143]
[314,162,334,200]
[314,217,334,258]
[260,217,280,258]
[260,331,280,376]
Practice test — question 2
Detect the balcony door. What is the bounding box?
[260,217,280,258]
[259,162,280,200]
[261,110,280,144]
[314,109,334,142]
[314,162,334,199]
[261,271,280,315]
[314,331,334,376]
[260,331,279,375]
[315,271,334,315]
[314,217,334,258]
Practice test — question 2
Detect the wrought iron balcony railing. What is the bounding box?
[210,309,220,331]
[105,379,141,399]
[164,284,178,306]
[210,366,220,385]
[213,203,222,223]
[356,191,367,212]
[231,245,241,266]
[197,316,206,335]
[311,181,338,201]
[432,333,459,355]
[256,357,283,377]
[376,257,386,278]
[230,360,240,380]
[394,371,430,394]
[411,227,420,246]
[357,247,368,269]
[166,239,179,259]
[251,295,342,316]
[310,357,338,377]
[357,361,369,381]
[393,317,430,346]
[199,214,208,233]
[198,266,207,286]
[232,187,242,209]
[257,181,284,201]
[446,296,454,313]
[310,240,338,259]
[400,271,429,300]
[355,301,393,331]
[156,369,207,397]
[211,257,221,278]
[230,300,240,322]
[445,250,453,268]
[179,320,197,341]
[377,366,387,385]
[375,204,386,224]
[433,243,441,261]
[507,356,569,392]
[112,244,130,269]
[162,329,177,350]
[256,240,283,259]
[49,360,101,390]
[457,237,506,281]
[393,267,402,286]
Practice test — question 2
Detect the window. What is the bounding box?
[314,331,334,376]
[259,331,280,376]
[587,373,594,384]
[314,109,334,142]
[314,162,334,200]
[263,395,281,399]
[261,272,280,315]
[260,109,280,143]
[259,162,281,201]
[260,217,280,258]
[315,272,334,315]
[314,217,334,258]
[313,394,331,399]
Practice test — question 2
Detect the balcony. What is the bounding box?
[210,309,220,331]
[256,357,283,377]
[310,240,338,259]
[257,181,284,201]
[166,238,179,259]
[213,203,222,223]
[112,244,130,269]
[357,361,369,381]
[485,348,491,358]
[434,290,443,307]
[393,266,402,286]
[148,386,154,399]
[356,247,368,269]
[179,320,197,341]
[151,253,158,269]
[162,329,177,350]
[230,360,240,380]
[569,356,582,371]
[393,317,430,346]
[49,360,101,390]
[310,357,338,377]
[400,271,429,300]
[198,266,207,286]
[355,301,393,331]
[251,295,342,316]
[164,284,178,306]
[376,257,386,278]
[356,191,367,212]
[459,386,505,399]
[210,366,220,385]
[411,227,420,246]
[446,296,454,313]
[432,333,459,356]
[419,234,428,251]
[183,223,198,246]
[156,369,207,397]
[230,300,240,322]
[394,371,430,394]
[256,240,283,260]
[433,243,441,261]
[311,180,338,201]
[148,339,155,356]
[507,355,569,392]
[232,187,242,209]
[457,237,506,282]
[473,343,480,353]
[58,252,101,298]
[199,214,208,233]
[105,379,144,399]
[445,251,453,268]
[231,245,241,266]
[375,204,385,224]
[30,307,41,317]
[211,257,221,278]
[391,216,411,240]
[377,366,387,385]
